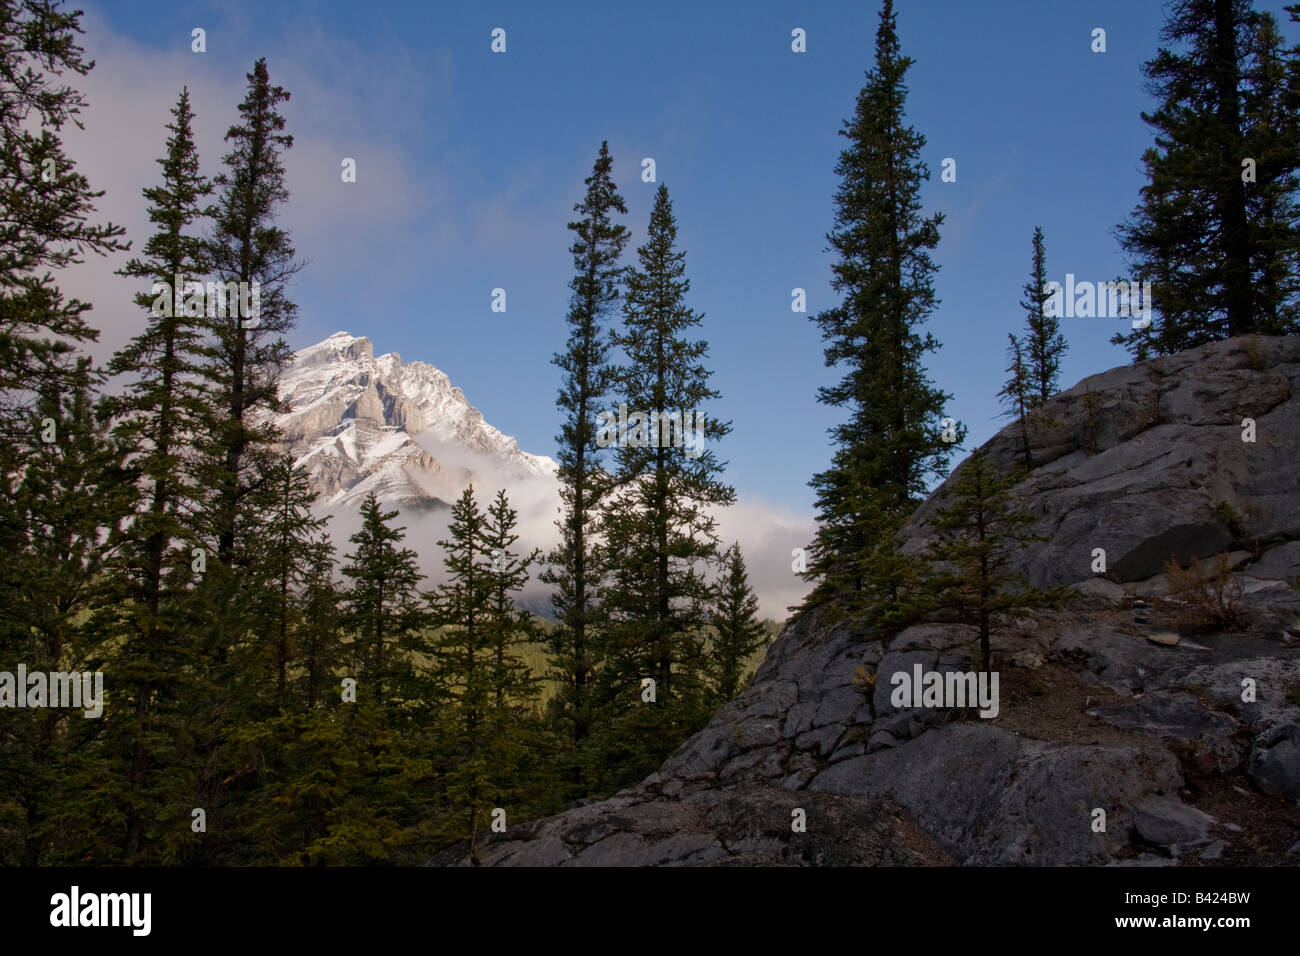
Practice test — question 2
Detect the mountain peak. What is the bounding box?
[296,330,373,369]
[273,332,555,510]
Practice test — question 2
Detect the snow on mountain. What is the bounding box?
[272,331,557,511]
[266,331,806,622]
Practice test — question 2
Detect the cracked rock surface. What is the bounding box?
[434,336,1300,867]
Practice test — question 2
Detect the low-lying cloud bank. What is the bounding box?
[317,460,814,624]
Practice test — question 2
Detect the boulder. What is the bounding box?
[1132,797,1217,853]
[1247,723,1300,802]
[1248,541,1300,583]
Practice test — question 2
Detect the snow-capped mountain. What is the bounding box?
[272,331,556,510]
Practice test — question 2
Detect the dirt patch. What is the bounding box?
[973,661,1168,753]
[1179,775,1300,866]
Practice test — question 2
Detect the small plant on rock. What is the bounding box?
[1212,500,1245,539]
[1080,386,1102,454]
[1163,552,1245,632]
[1242,338,1269,371]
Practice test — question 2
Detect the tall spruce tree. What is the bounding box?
[1020,226,1066,404]
[200,58,301,567]
[1242,10,1300,334]
[1114,0,1300,358]
[589,184,732,791]
[802,0,956,620]
[602,183,734,704]
[0,2,129,863]
[97,88,215,859]
[541,141,628,753]
[184,63,302,831]
[707,542,765,703]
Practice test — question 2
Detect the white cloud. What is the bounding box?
[320,477,812,627]
[55,5,456,365]
[711,494,816,622]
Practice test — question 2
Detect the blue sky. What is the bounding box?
[71,0,1300,521]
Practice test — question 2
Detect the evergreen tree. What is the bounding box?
[340,494,424,707]
[200,58,302,567]
[0,362,132,864]
[228,701,429,865]
[1242,11,1300,334]
[183,64,303,829]
[591,184,732,791]
[998,333,1033,470]
[1114,0,1300,358]
[707,542,765,703]
[602,184,733,701]
[241,455,329,714]
[802,0,956,621]
[477,489,552,848]
[0,7,128,858]
[541,141,628,753]
[228,525,433,866]
[96,88,215,859]
[296,536,342,710]
[1020,226,1065,404]
[0,0,127,432]
[482,489,541,709]
[428,487,492,723]
[426,487,500,858]
[923,448,1060,674]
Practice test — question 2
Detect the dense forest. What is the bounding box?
[1,0,1297,866]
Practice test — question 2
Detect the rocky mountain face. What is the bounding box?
[272,332,555,510]
[450,335,1300,866]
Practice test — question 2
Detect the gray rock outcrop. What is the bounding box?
[447,336,1300,867]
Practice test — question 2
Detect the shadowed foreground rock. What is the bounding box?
[435,336,1300,866]
[430,786,951,867]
